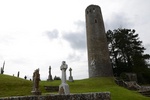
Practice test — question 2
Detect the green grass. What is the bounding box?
[40,77,150,100]
[0,74,150,100]
[0,74,32,97]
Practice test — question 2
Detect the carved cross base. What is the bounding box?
[69,76,74,82]
[59,83,70,95]
[47,75,53,81]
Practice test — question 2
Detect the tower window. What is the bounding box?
[95,19,97,23]
[93,8,95,12]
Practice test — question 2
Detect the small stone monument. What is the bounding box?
[125,73,137,82]
[1,61,5,74]
[31,68,41,95]
[24,75,27,80]
[59,61,70,95]
[17,71,20,77]
[69,68,74,82]
[47,66,53,81]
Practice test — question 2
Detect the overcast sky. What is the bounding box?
[0,0,150,80]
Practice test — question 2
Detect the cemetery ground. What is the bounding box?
[0,74,150,100]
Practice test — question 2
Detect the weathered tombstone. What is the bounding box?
[31,68,41,95]
[125,73,137,82]
[47,66,53,81]
[1,61,5,74]
[24,75,27,80]
[59,61,70,95]
[68,68,74,82]
[54,75,61,80]
[0,67,3,74]
[17,71,20,77]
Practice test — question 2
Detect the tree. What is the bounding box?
[106,28,150,83]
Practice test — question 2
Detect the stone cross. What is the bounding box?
[59,61,70,95]
[69,68,74,82]
[31,68,41,95]
[61,61,68,83]
[69,68,72,76]
[47,66,53,81]
[49,66,51,75]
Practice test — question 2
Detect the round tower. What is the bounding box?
[85,5,113,77]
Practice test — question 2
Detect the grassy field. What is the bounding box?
[0,74,150,100]
[0,74,32,97]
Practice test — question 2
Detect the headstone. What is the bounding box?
[59,61,70,95]
[47,66,53,81]
[24,75,27,80]
[85,5,113,77]
[68,68,74,82]
[0,67,3,74]
[31,68,41,95]
[125,73,137,82]
[17,71,20,77]
[54,75,61,80]
[1,61,5,74]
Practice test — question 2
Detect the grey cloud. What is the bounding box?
[144,44,150,54]
[67,53,81,61]
[104,13,133,31]
[74,20,86,32]
[45,29,59,40]
[63,31,86,50]
[62,20,86,50]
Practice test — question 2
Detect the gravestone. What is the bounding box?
[24,75,27,80]
[0,67,3,74]
[31,68,41,95]
[47,66,53,81]
[44,86,59,92]
[54,76,61,80]
[59,61,70,95]
[1,61,5,74]
[125,73,137,82]
[68,68,74,82]
[17,71,20,77]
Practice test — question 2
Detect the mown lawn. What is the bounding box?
[0,74,32,97]
[0,74,150,100]
[40,77,150,100]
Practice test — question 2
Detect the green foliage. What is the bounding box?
[0,75,150,100]
[106,28,150,84]
[120,72,128,81]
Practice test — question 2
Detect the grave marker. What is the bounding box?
[59,61,70,95]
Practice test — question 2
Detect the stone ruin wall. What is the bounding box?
[0,92,111,100]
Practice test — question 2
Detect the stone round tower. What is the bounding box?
[85,5,113,77]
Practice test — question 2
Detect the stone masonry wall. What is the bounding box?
[0,92,111,100]
[86,4,113,77]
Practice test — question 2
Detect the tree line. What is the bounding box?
[106,28,150,84]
